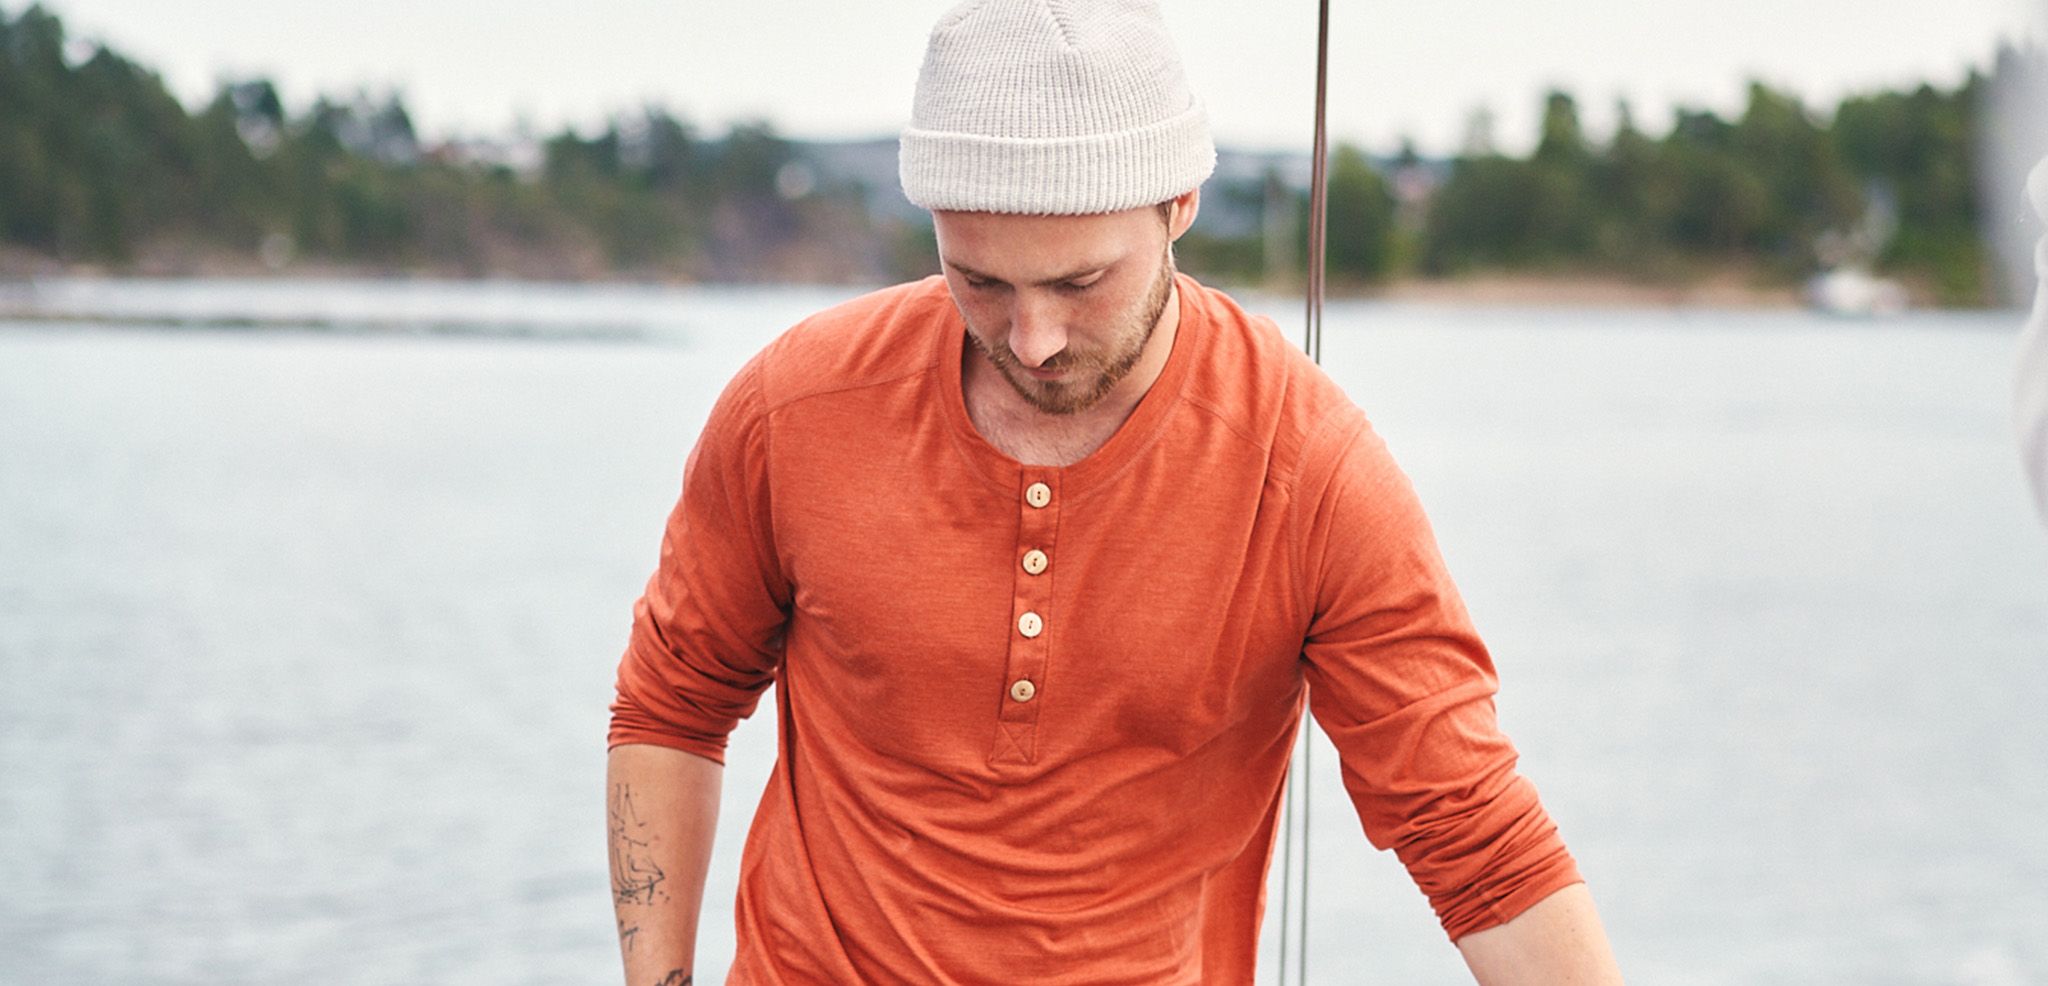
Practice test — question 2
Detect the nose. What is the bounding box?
[1007,293,1068,368]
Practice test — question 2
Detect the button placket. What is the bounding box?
[991,470,1059,765]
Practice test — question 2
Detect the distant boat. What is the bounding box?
[1807,267,1908,316]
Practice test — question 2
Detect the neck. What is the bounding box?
[964,279,1183,467]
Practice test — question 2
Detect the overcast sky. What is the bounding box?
[19,0,2046,154]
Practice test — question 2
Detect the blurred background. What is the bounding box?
[2,1,2046,983]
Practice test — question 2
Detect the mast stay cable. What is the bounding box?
[1279,2,1331,984]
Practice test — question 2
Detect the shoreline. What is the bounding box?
[1368,272,1803,309]
[0,261,1970,313]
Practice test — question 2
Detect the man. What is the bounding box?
[607,1,1624,982]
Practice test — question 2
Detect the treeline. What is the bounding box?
[0,4,919,281]
[0,3,2022,303]
[1185,79,1995,305]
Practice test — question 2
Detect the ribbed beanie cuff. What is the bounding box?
[900,0,1216,216]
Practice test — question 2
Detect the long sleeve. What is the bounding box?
[609,356,793,764]
[1295,408,1582,941]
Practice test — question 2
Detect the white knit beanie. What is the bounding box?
[899,0,1216,215]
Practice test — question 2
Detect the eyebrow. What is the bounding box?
[947,259,1111,287]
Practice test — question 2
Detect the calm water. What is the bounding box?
[2,279,2045,985]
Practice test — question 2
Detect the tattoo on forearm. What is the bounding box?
[609,783,669,907]
[652,970,691,986]
[617,916,640,953]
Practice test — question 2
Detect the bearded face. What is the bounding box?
[960,250,1175,415]
[936,199,1189,419]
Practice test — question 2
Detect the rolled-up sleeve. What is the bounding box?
[1297,409,1582,941]
[609,355,792,764]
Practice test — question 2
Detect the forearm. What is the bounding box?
[1454,883,1623,985]
[608,743,723,986]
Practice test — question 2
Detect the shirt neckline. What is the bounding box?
[933,272,1202,498]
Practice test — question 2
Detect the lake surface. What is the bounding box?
[2,278,2045,985]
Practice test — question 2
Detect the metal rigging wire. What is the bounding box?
[1279,2,1331,984]
[1303,0,1330,367]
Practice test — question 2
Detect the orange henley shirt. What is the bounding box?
[609,274,1582,984]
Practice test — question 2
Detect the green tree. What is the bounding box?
[1422,154,1543,273]
[1834,79,1986,303]
[1730,83,1862,269]
[1320,144,1396,284]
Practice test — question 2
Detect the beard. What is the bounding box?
[965,251,1176,416]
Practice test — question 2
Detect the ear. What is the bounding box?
[1166,188,1201,241]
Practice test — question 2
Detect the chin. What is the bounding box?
[1007,372,1117,416]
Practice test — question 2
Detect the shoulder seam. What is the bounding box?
[1178,391,1279,471]
[1287,402,1363,493]
[751,278,951,414]
[760,361,936,416]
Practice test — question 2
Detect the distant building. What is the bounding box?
[794,137,1444,242]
